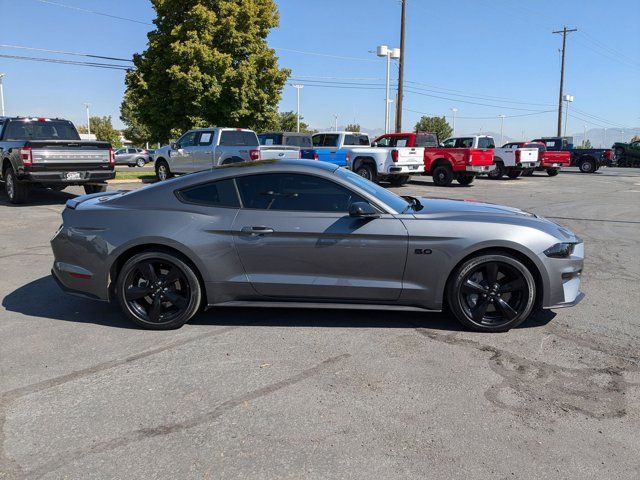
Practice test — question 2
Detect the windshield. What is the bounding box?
[3,120,81,141]
[335,168,410,213]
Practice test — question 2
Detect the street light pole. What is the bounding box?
[333,114,338,132]
[83,102,91,135]
[292,84,303,133]
[562,94,573,137]
[499,114,506,145]
[0,73,5,117]
[377,46,400,134]
[451,108,458,136]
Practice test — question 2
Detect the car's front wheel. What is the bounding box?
[155,160,172,181]
[116,251,202,330]
[447,252,537,332]
[579,158,596,173]
[136,157,146,168]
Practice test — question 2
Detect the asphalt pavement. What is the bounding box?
[1,167,639,479]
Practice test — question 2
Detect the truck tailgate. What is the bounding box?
[542,151,571,166]
[469,149,494,166]
[517,148,538,165]
[396,147,424,165]
[259,146,300,160]
[28,140,111,168]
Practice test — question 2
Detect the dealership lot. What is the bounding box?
[1,168,639,479]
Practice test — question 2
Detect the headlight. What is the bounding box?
[544,242,577,258]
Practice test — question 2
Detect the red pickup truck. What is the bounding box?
[372,133,495,186]
[522,141,571,177]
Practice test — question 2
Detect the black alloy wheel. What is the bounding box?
[546,168,559,177]
[117,252,201,329]
[355,163,375,182]
[488,162,504,179]
[448,253,536,332]
[456,174,475,185]
[432,165,453,186]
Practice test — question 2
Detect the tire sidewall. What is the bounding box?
[116,251,202,330]
[136,158,145,168]
[580,159,595,173]
[447,253,536,332]
[432,165,453,186]
[156,161,170,181]
[355,164,374,182]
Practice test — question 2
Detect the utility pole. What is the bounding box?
[583,124,587,147]
[603,127,607,148]
[451,108,458,136]
[499,114,506,145]
[394,0,406,132]
[83,102,91,135]
[292,84,303,132]
[553,26,577,136]
[0,73,5,117]
[333,114,338,132]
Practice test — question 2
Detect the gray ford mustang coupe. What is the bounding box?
[51,160,584,332]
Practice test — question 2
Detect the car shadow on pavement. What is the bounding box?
[0,184,76,207]
[3,275,555,332]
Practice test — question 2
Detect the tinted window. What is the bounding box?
[344,134,370,146]
[414,133,438,147]
[335,168,410,213]
[312,134,324,147]
[524,143,545,152]
[3,120,80,141]
[284,135,312,147]
[455,138,474,148]
[374,136,392,147]
[178,178,239,207]
[127,148,136,154]
[478,137,495,149]
[258,133,281,146]
[177,131,198,148]
[220,130,259,146]
[442,138,456,148]
[235,173,366,212]
[115,149,126,155]
[321,134,339,147]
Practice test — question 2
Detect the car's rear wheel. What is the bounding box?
[546,168,559,177]
[389,174,410,186]
[447,252,536,332]
[4,166,30,204]
[456,174,475,185]
[506,169,521,179]
[355,163,377,183]
[136,157,146,168]
[116,251,202,330]
[521,168,534,177]
[432,165,453,186]
[156,160,172,181]
[579,158,595,173]
[488,162,504,179]
[84,184,107,194]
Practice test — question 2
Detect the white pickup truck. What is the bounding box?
[309,131,424,186]
[490,142,540,179]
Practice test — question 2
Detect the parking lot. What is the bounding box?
[1,167,639,479]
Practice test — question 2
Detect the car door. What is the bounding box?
[170,131,199,173]
[114,148,127,164]
[190,130,215,171]
[231,172,408,301]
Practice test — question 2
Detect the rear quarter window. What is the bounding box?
[177,178,240,208]
[414,134,438,147]
[478,138,495,149]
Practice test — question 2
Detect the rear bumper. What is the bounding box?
[465,165,494,173]
[541,162,569,168]
[518,161,539,169]
[21,169,115,184]
[388,164,425,174]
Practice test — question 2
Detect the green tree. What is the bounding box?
[121,0,290,144]
[414,116,453,142]
[120,100,151,146]
[345,123,361,132]
[631,135,640,142]
[577,139,593,149]
[270,111,310,133]
[77,116,122,147]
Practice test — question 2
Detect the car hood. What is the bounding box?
[413,197,578,241]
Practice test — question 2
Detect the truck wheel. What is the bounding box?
[355,163,377,183]
[389,175,410,186]
[456,174,475,185]
[579,158,595,173]
[84,184,107,195]
[506,169,521,179]
[546,168,559,177]
[488,162,504,179]
[432,165,453,186]
[155,160,172,181]
[521,168,534,177]
[3,166,30,204]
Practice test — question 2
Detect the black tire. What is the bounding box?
[3,166,30,204]
[155,160,172,181]
[579,158,596,173]
[49,185,66,192]
[447,252,537,332]
[506,169,521,179]
[84,184,107,195]
[432,165,454,186]
[521,168,534,177]
[389,174,410,186]
[116,251,202,330]
[136,157,146,168]
[355,163,377,183]
[546,168,559,177]
[488,162,504,179]
[456,174,475,185]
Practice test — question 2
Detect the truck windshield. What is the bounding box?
[335,167,410,213]
[3,120,81,141]
[478,137,495,149]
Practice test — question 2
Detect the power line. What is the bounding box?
[0,44,133,63]
[0,53,130,71]
[33,0,152,25]
[273,47,377,62]
[404,108,556,120]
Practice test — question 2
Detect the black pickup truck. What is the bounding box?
[531,136,613,173]
[0,116,115,204]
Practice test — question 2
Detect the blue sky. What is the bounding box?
[1,0,638,142]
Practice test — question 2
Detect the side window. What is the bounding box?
[344,134,358,146]
[199,131,213,145]
[115,149,125,155]
[259,134,279,146]
[241,131,259,146]
[442,138,456,148]
[322,134,339,147]
[312,134,324,147]
[284,135,310,147]
[235,173,366,212]
[456,138,474,148]
[478,138,495,149]
[375,136,392,147]
[177,178,240,207]
[395,138,408,147]
[178,131,198,148]
[219,131,237,146]
[127,148,136,154]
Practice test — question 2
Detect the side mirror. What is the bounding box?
[171,142,179,150]
[372,141,378,147]
[349,202,380,219]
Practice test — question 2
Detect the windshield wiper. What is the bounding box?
[401,195,423,212]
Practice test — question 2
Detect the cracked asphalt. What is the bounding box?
[1,167,639,479]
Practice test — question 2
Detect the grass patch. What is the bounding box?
[112,172,157,182]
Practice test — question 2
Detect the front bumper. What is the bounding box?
[541,242,585,309]
[388,164,425,174]
[22,169,115,185]
[466,165,494,173]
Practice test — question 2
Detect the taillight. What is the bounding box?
[20,147,32,166]
[298,149,302,159]
[391,149,399,162]
[108,148,115,167]
[515,149,521,162]
[249,149,260,161]
[604,150,612,160]
[313,153,319,161]
[346,153,351,164]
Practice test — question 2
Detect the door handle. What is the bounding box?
[241,226,274,235]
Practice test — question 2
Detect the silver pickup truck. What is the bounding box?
[0,116,114,204]
[154,128,298,181]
